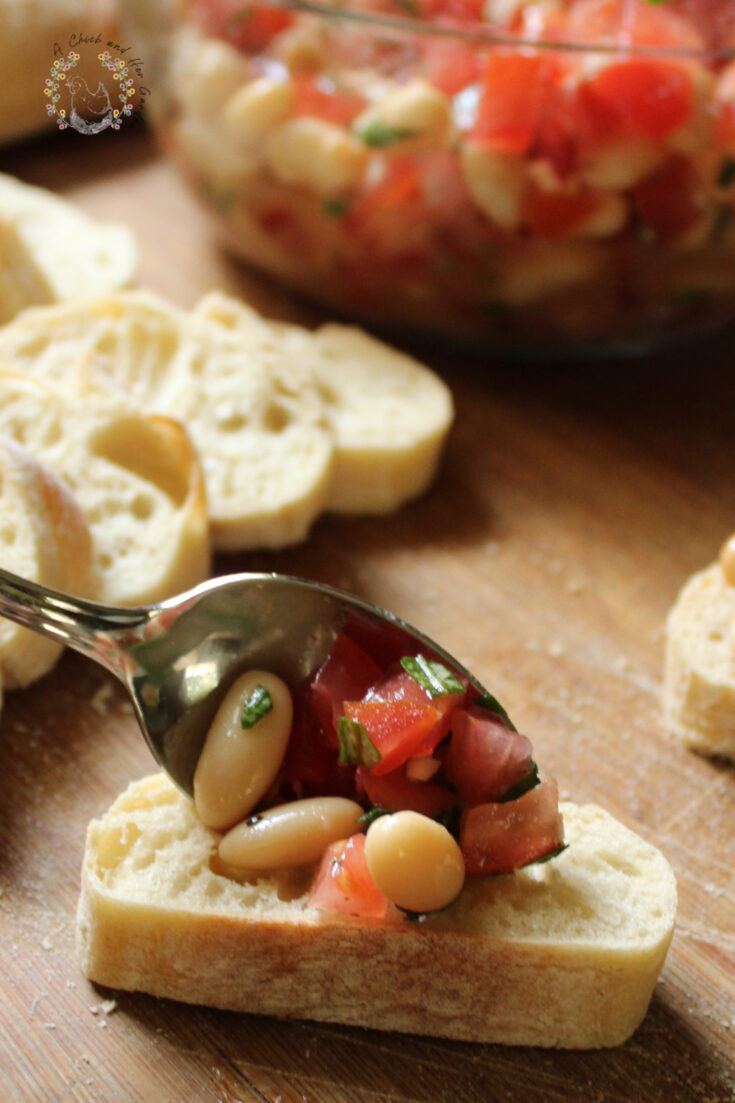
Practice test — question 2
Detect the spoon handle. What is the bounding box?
[0,568,151,680]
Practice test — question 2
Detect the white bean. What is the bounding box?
[354,79,452,153]
[459,143,527,230]
[218,797,364,868]
[265,117,369,195]
[222,77,294,145]
[194,670,293,831]
[365,811,465,914]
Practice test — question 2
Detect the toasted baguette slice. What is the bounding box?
[0,215,54,324]
[0,292,335,550]
[0,436,93,689]
[76,773,676,1048]
[195,292,455,514]
[664,561,735,760]
[0,369,210,606]
[0,174,137,313]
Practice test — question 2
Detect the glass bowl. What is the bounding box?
[127,0,735,355]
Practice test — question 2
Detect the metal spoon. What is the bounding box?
[0,569,487,796]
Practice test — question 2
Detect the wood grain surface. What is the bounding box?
[1,126,734,1103]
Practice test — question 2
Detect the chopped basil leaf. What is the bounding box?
[240,684,273,729]
[529,842,569,865]
[337,716,382,767]
[498,760,540,803]
[474,693,517,731]
[401,654,464,698]
[358,119,415,148]
[357,805,393,826]
[718,157,735,188]
[323,197,349,217]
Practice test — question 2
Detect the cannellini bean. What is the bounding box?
[459,144,527,230]
[720,534,735,588]
[365,811,465,914]
[222,77,295,145]
[354,79,452,153]
[174,31,248,117]
[265,117,369,195]
[194,670,293,831]
[218,797,364,868]
[275,22,328,73]
[580,140,665,190]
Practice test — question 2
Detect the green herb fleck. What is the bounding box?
[474,693,517,731]
[358,119,415,148]
[241,684,273,729]
[337,716,382,767]
[498,761,540,803]
[401,655,465,698]
[718,157,735,188]
[323,197,349,218]
[357,805,394,826]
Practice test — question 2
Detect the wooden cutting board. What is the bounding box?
[1,127,734,1103]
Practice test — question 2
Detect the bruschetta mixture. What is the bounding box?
[158,0,735,347]
[194,623,564,920]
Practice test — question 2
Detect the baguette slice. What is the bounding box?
[0,215,54,324]
[0,369,210,606]
[0,173,137,312]
[0,292,335,550]
[664,561,735,760]
[195,292,455,514]
[0,436,93,689]
[77,773,676,1048]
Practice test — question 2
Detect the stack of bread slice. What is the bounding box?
[0,288,454,549]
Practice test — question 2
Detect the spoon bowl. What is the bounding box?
[0,569,488,795]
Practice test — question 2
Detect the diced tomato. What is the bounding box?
[293,76,366,126]
[522,186,604,240]
[471,53,566,155]
[191,0,293,52]
[308,834,388,918]
[443,706,534,806]
[281,683,355,798]
[563,0,705,52]
[417,0,485,22]
[632,154,703,240]
[355,764,456,819]
[577,58,694,144]
[344,667,464,773]
[422,40,481,96]
[460,778,564,875]
[346,158,423,231]
[310,632,381,746]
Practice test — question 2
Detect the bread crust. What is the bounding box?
[664,562,735,760]
[77,774,676,1048]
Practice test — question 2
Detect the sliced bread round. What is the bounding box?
[664,561,735,760]
[0,292,336,551]
[0,435,93,689]
[0,215,54,324]
[0,368,210,607]
[195,291,455,514]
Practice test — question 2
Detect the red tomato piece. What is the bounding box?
[359,667,464,765]
[310,633,382,746]
[577,58,694,143]
[632,154,703,239]
[422,40,481,95]
[355,764,456,819]
[293,76,366,126]
[308,834,388,918]
[281,684,355,799]
[460,777,564,875]
[443,706,534,806]
[472,53,565,155]
[522,186,604,240]
[343,698,443,776]
[191,0,293,52]
[563,0,705,51]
